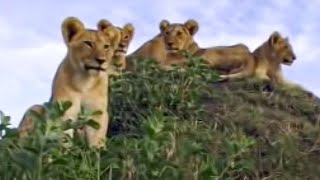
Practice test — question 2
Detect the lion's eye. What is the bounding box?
[177,31,182,36]
[104,44,110,50]
[124,35,129,40]
[83,41,93,48]
[165,31,170,35]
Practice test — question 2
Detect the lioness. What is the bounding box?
[160,19,254,77]
[127,19,199,69]
[18,17,121,148]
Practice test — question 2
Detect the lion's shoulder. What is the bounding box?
[129,34,166,60]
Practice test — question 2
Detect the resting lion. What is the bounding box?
[250,31,297,86]
[159,19,254,76]
[127,19,199,69]
[160,22,298,86]
[219,31,297,87]
[18,17,121,148]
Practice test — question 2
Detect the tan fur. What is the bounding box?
[112,23,135,70]
[18,105,45,138]
[157,19,254,75]
[160,24,297,85]
[250,31,297,85]
[199,44,254,79]
[127,19,199,69]
[18,17,121,148]
[211,32,297,85]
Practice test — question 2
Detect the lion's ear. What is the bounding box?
[97,19,121,49]
[123,23,135,38]
[97,19,113,32]
[184,19,199,35]
[269,31,282,46]
[159,19,170,33]
[61,17,85,44]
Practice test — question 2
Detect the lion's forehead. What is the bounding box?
[279,40,294,53]
[115,27,125,37]
[120,30,127,38]
[77,30,109,44]
[167,25,188,35]
[122,30,131,39]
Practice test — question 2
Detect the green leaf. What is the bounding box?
[86,119,100,130]
[11,151,38,171]
[91,110,103,116]
[1,115,11,126]
[61,101,72,111]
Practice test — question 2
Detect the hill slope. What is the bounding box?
[0,57,319,179]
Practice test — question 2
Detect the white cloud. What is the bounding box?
[0,18,11,41]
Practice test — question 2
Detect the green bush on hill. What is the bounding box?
[0,55,320,180]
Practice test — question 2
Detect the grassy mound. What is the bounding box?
[0,56,319,179]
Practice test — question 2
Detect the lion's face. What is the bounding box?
[115,23,135,56]
[269,31,296,66]
[159,19,199,53]
[68,31,114,76]
[62,17,121,76]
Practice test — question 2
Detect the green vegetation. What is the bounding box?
[1,55,320,179]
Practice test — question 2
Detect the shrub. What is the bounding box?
[1,55,320,179]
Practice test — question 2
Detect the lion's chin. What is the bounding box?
[84,64,105,71]
[115,49,126,56]
[84,65,106,75]
[167,49,180,53]
[282,59,294,66]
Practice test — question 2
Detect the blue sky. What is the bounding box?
[0,0,319,127]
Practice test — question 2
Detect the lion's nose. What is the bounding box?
[95,58,106,64]
[119,43,126,48]
[167,42,174,47]
[292,54,296,60]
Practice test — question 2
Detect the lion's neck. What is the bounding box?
[53,56,106,93]
[113,54,125,64]
[112,55,126,70]
[254,42,282,67]
[187,41,200,55]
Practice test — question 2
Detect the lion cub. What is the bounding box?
[126,19,199,69]
[111,23,135,70]
[250,31,297,86]
[160,19,254,77]
[224,32,298,86]
[104,22,135,75]
[18,17,121,148]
